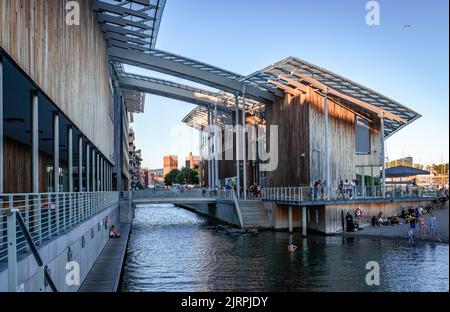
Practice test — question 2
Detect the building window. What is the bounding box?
[355,116,371,154]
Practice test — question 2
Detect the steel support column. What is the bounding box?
[0,57,3,193]
[68,126,73,192]
[92,149,96,191]
[207,108,212,188]
[302,206,307,236]
[380,113,386,197]
[214,102,219,188]
[53,113,60,193]
[31,92,39,193]
[288,206,293,233]
[324,88,331,198]
[86,144,90,192]
[235,93,240,198]
[78,136,83,192]
[96,153,99,192]
[101,157,104,191]
[241,86,247,200]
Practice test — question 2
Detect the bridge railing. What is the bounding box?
[261,185,440,202]
[0,192,119,264]
[129,188,217,200]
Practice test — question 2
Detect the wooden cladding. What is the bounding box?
[265,87,382,187]
[3,136,52,193]
[265,93,310,187]
[0,0,113,161]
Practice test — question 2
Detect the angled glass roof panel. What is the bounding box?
[94,0,167,51]
[246,56,421,138]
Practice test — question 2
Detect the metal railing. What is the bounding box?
[216,189,244,228]
[129,188,217,200]
[0,192,119,264]
[261,185,439,202]
[7,208,58,292]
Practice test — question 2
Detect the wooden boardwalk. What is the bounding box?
[78,223,131,292]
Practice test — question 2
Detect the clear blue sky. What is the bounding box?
[131,0,449,169]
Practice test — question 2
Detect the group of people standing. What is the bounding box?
[338,179,359,199]
[403,206,438,243]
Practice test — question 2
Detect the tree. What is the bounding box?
[164,169,180,186]
[180,167,199,185]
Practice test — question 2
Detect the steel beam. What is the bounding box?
[119,75,231,113]
[109,47,275,104]
[93,1,149,19]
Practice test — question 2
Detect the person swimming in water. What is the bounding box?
[288,243,297,253]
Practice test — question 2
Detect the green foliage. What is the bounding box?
[164,167,199,186]
[432,163,449,174]
[164,169,180,186]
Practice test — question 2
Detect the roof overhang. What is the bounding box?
[182,106,232,131]
[246,56,421,138]
[93,0,166,51]
[109,47,279,104]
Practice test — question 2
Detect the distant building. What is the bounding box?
[163,155,178,176]
[415,164,449,187]
[139,167,151,188]
[150,168,164,176]
[129,128,143,189]
[387,157,413,168]
[185,152,200,169]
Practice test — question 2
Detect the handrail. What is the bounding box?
[261,185,440,202]
[14,209,58,292]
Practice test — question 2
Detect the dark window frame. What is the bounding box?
[355,115,371,154]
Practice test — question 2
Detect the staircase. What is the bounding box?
[238,200,271,229]
[119,200,132,224]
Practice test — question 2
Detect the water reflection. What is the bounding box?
[120,204,449,292]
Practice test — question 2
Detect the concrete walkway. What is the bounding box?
[344,206,449,243]
[79,223,131,292]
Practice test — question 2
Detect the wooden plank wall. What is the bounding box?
[265,92,310,187]
[3,136,53,193]
[308,90,382,187]
[0,0,113,161]
[264,87,381,188]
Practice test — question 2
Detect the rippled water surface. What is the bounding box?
[120,205,449,292]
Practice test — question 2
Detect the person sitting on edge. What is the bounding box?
[378,213,390,226]
[371,215,378,227]
[288,243,297,253]
[389,214,400,225]
[354,218,361,231]
[400,208,407,219]
[110,225,121,238]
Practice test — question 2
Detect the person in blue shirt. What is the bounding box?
[429,213,437,239]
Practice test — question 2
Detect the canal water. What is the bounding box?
[120,204,449,292]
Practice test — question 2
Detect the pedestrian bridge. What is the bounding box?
[124,189,227,205]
